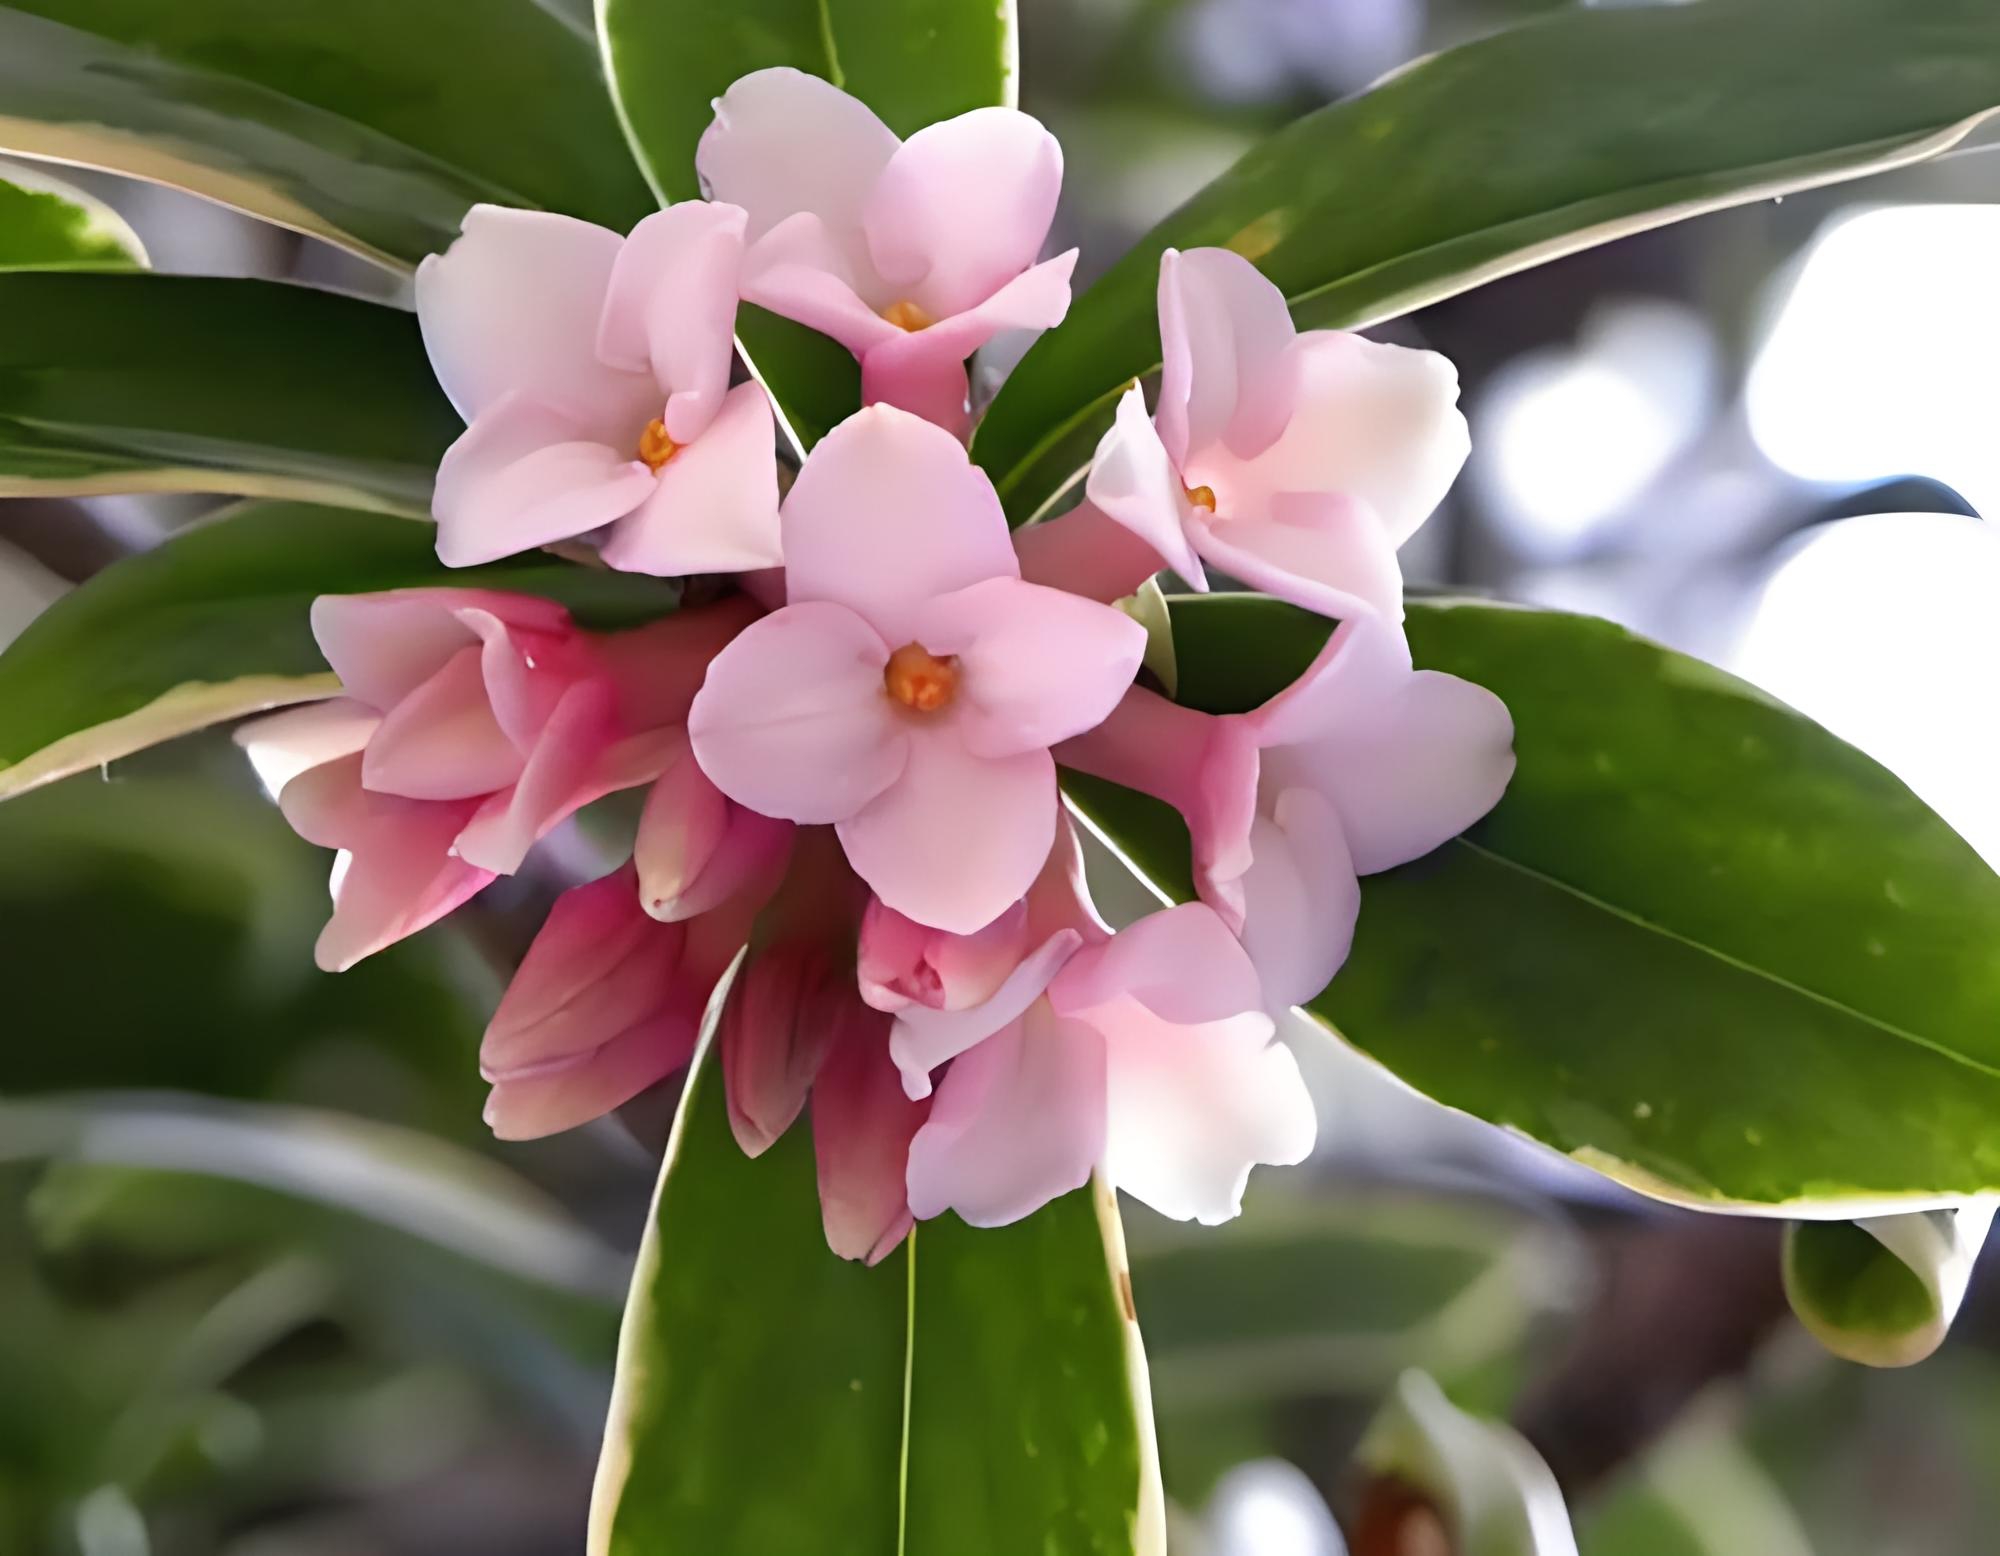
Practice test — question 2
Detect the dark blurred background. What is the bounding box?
[6,0,2000,1552]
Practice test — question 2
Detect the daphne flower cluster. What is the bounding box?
[241,68,1516,1261]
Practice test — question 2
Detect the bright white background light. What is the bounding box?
[1206,1459,1347,1556]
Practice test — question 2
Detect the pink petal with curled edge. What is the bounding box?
[637,746,793,923]
[1051,901,1265,1028]
[888,926,1083,1100]
[1082,385,1209,588]
[453,680,622,874]
[596,202,747,443]
[1187,493,1405,622]
[1234,795,1361,1013]
[687,601,907,824]
[780,405,1017,644]
[720,941,853,1157]
[234,700,380,795]
[912,577,1145,759]
[1156,246,1299,470]
[1223,330,1470,548]
[742,212,901,356]
[1013,500,1173,606]
[360,645,520,801]
[483,1019,692,1142]
[1097,996,1315,1225]
[837,730,1056,936]
[862,107,1063,320]
[309,588,571,713]
[416,205,657,431]
[1257,617,1515,876]
[279,755,494,972]
[433,394,657,569]
[905,1002,1106,1227]
[697,67,899,281]
[600,383,782,577]
[858,895,1030,1014]
[812,1005,926,1265]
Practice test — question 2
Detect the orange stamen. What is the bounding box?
[1184,484,1217,512]
[638,417,679,472]
[881,298,935,332]
[884,643,959,713]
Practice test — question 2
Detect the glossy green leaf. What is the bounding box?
[0,161,145,270]
[1068,594,2000,1212]
[975,0,2000,522]
[0,501,681,802]
[592,1039,1163,1556]
[0,0,649,267]
[1782,1206,1995,1368]
[597,0,1018,450]
[0,272,457,511]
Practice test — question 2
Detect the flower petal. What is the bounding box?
[234,699,380,795]
[742,212,901,355]
[1235,797,1361,1012]
[697,67,899,282]
[913,577,1145,759]
[859,895,1030,1015]
[433,394,658,567]
[416,204,657,429]
[483,1019,690,1141]
[597,201,747,443]
[687,601,907,824]
[862,107,1063,320]
[837,731,1055,935]
[720,942,854,1156]
[888,927,1083,1099]
[1051,902,1265,1027]
[310,588,560,711]
[600,382,783,576]
[1188,493,1404,621]
[453,680,626,873]
[812,1008,926,1265]
[360,644,520,800]
[781,405,1017,644]
[1012,500,1175,605]
[1156,246,1300,469]
[905,1002,1106,1227]
[1082,385,1210,587]
[637,749,793,925]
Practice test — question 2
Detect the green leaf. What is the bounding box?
[0,272,458,511]
[592,1038,1163,1556]
[1782,1207,1994,1368]
[1067,594,2000,1212]
[596,0,1018,451]
[0,161,145,270]
[0,501,682,802]
[974,0,2000,522]
[0,0,650,267]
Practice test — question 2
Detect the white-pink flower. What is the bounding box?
[892,826,1315,1226]
[1085,246,1469,618]
[419,202,781,575]
[697,68,1078,437]
[687,405,1146,934]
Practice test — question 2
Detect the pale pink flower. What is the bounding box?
[856,894,1031,1013]
[697,68,1078,436]
[1084,247,1469,618]
[1063,615,1514,1010]
[243,589,752,971]
[479,861,763,1139]
[688,406,1146,934]
[895,826,1314,1226]
[419,202,781,574]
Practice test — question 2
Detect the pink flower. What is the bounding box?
[242,589,752,971]
[687,405,1146,934]
[1062,615,1514,1009]
[894,826,1315,1226]
[419,202,781,575]
[632,734,793,923]
[697,68,1078,436]
[1084,247,1469,618]
[479,861,763,1139]
[856,894,1030,1013]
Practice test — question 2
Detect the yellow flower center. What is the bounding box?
[884,643,959,713]
[880,299,935,333]
[1183,484,1217,512]
[638,417,679,472]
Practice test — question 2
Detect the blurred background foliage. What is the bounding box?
[5,0,2000,1552]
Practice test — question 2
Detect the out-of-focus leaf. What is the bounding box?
[596,0,1018,451]
[0,0,650,267]
[0,162,144,269]
[1067,594,2000,1212]
[1354,1370,1578,1556]
[591,1038,1164,1556]
[1783,1206,1996,1367]
[975,0,2000,522]
[1581,1399,1811,1556]
[0,502,680,803]
[0,273,456,512]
